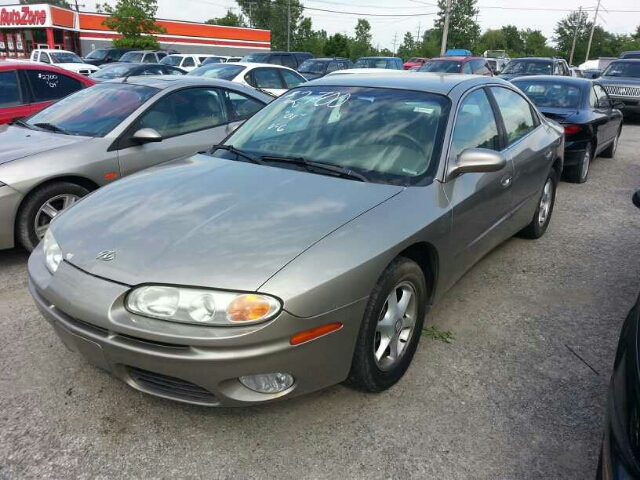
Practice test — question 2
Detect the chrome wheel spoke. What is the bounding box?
[34,194,80,240]
[375,335,391,361]
[40,202,59,220]
[35,224,49,237]
[397,288,413,317]
[388,334,400,360]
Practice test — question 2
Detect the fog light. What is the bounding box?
[239,373,294,394]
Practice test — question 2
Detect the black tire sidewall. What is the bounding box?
[533,170,558,237]
[350,257,428,391]
[17,182,90,251]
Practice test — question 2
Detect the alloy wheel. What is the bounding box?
[34,194,79,240]
[538,179,553,227]
[580,149,591,182]
[374,281,418,371]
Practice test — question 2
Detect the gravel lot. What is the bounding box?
[1,123,640,479]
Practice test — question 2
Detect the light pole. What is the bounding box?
[440,0,452,55]
[569,6,582,66]
[585,0,601,63]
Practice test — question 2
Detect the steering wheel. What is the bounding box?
[387,132,427,157]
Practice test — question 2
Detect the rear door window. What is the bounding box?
[0,70,23,107]
[462,62,473,74]
[280,69,305,88]
[142,54,156,63]
[224,90,265,121]
[24,70,84,103]
[490,87,537,145]
[182,57,195,68]
[250,68,284,89]
[280,55,297,69]
[40,52,51,64]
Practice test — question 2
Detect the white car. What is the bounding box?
[30,49,99,76]
[160,54,225,72]
[325,68,401,77]
[188,62,307,96]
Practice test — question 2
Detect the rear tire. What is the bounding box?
[16,182,89,252]
[601,130,620,158]
[564,147,591,184]
[347,257,427,392]
[518,169,558,239]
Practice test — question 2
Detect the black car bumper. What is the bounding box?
[598,303,640,479]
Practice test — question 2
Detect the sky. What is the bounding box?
[3,0,639,50]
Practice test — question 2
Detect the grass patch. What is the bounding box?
[422,326,454,343]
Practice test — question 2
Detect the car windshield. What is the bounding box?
[160,55,182,66]
[188,64,246,80]
[243,53,269,62]
[603,61,640,78]
[297,60,327,74]
[26,84,158,137]
[419,60,461,73]
[120,52,144,62]
[221,86,449,185]
[514,81,582,109]
[89,64,137,79]
[85,49,107,60]
[354,58,390,68]
[49,52,83,64]
[502,60,553,75]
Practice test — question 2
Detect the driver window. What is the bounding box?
[450,89,500,158]
[462,62,473,74]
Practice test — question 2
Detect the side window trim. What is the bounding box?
[483,87,508,150]
[16,69,31,105]
[275,69,288,89]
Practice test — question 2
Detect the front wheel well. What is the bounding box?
[397,242,439,304]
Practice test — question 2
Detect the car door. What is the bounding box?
[116,87,232,176]
[593,83,622,149]
[0,70,31,124]
[489,86,552,228]
[442,87,515,271]
[247,67,286,96]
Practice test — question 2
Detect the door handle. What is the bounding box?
[501,175,513,188]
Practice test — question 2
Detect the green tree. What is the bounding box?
[521,29,554,56]
[397,31,416,60]
[21,0,70,7]
[418,28,441,57]
[501,25,524,55]
[293,17,326,56]
[434,0,480,51]
[477,29,505,52]
[236,0,303,50]
[96,0,166,50]
[554,10,590,62]
[324,33,350,58]
[350,19,373,60]
[206,10,247,27]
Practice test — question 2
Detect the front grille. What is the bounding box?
[603,85,640,98]
[128,366,217,404]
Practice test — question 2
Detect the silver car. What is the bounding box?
[0,77,272,251]
[28,74,564,407]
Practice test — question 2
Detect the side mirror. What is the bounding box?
[613,100,625,110]
[132,128,163,144]
[448,148,506,179]
[633,190,640,209]
[591,72,601,79]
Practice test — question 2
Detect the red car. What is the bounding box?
[418,56,494,76]
[0,61,94,125]
[403,57,429,70]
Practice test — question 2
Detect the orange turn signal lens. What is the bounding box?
[290,322,343,346]
[104,172,118,180]
[226,294,279,322]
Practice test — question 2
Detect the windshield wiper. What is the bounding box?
[254,87,277,98]
[210,144,264,164]
[260,155,369,182]
[10,119,36,130]
[33,122,71,135]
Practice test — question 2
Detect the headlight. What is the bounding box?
[125,286,281,326]
[43,229,63,274]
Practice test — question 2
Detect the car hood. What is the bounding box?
[56,63,98,71]
[598,76,640,86]
[53,154,403,291]
[0,125,89,167]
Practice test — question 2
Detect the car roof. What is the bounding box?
[308,71,508,95]
[357,56,399,60]
[34,49,76,54]
[429,56,484,61]
[510,75,592,87]
[512,57,555,62]
[610,58,640,63]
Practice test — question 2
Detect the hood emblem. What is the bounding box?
[96,250,116,262]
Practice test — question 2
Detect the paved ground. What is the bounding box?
[1,124,640,479]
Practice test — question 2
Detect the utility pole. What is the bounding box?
[416,22,421,43]
[585,0,601,63]
[392,31,398,55]
[287,0,291,52]
[569,6,582,66]
[440,0,452,55]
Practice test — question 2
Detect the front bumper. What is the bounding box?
[0,184,23,250]
[28,246,366,406]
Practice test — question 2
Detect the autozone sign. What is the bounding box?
[0,6,48,27]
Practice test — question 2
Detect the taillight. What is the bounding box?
[563,124,582,135]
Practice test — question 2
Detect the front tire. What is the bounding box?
[16,182,89,252]
[347,257,427,392]
[518,169,558,239]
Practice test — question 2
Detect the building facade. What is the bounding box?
[0,3,270,58]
